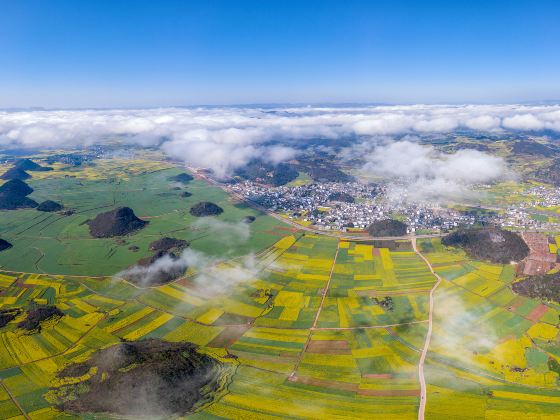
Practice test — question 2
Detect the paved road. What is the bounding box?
[412,237,443,420]
[191,166,448,415]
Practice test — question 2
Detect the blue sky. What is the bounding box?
[0,0,559,107]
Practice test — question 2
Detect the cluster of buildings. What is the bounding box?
[496,185,560,231]
[229,181,484,232]
[229,179,560,233]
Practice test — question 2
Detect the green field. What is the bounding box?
[0,167,289,276]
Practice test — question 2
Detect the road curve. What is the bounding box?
[412,237,442,420]
[191,165,447,416]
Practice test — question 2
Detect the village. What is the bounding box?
[228,179,560,233]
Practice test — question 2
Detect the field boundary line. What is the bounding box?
[1,378,31,419]
[289,241,340,380]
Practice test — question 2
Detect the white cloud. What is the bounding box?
[1,104,560,177]
[502,114,544,131]
[361,140,509,202]
[413,117,458,132]
[192,218,251,244]
[464,115,501,131]
[353,114,412,135]
[116,247,259,294]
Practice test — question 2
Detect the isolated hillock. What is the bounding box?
[180,191,192,198]
[169,172,194,183]
[442,227,529,264]
[512,273,560,303]
[511,140,558,157]
[123,250,187,286]
[14,158,53,171]
[0,308,22,328]
[536,158,560,186]
[297,159,354,183]
[0,178,33,196]
[149,237,188,252]
[190,201,223,217]
[88,207,148,238]
[328,191,355,203]
[1,167,31,180]
[0,239,12,252]
[0,179,38,210]
[367,219,408,237]
[37,200,64,212]
[235,160,299,186]
[18,305,64,333]
[243,215,256,223]
[54,339,226,417]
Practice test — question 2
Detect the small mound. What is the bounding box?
[88,207,148,238]
[0,178,33,196]
[0,308,21,328]
[149,237,188,252]
[234,160,299,186]
[169,172,194,183]
[328,191,355,203]
[0,195,38,210]
[18,306,64,333]
[54,339,227,417]
[512,273,560,302]
[367,219,408,237]
[0,239,12,252]
[0,179,38,210]
[14,158,53,172]
[442,227,529,264]
[123,251,187,286]
[180,191,192,198]
[37,200,64,212]
[1,167,31,180]
[190,201,223,217]
[243,215,256,224]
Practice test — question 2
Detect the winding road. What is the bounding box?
[190,166,447,416]
[412,237,443,420]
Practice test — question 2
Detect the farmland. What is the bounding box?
[0,235,430,418]
[0,153,559,418]
[0,159,287,276]
[0,233,558,418]
[418,238,560,419]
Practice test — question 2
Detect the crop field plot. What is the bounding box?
[317,241,435,329]
[418,238,560,419]
[252,234,338,329]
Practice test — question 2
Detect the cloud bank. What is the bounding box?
[361,140,510,202]
[1,104,560,177]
